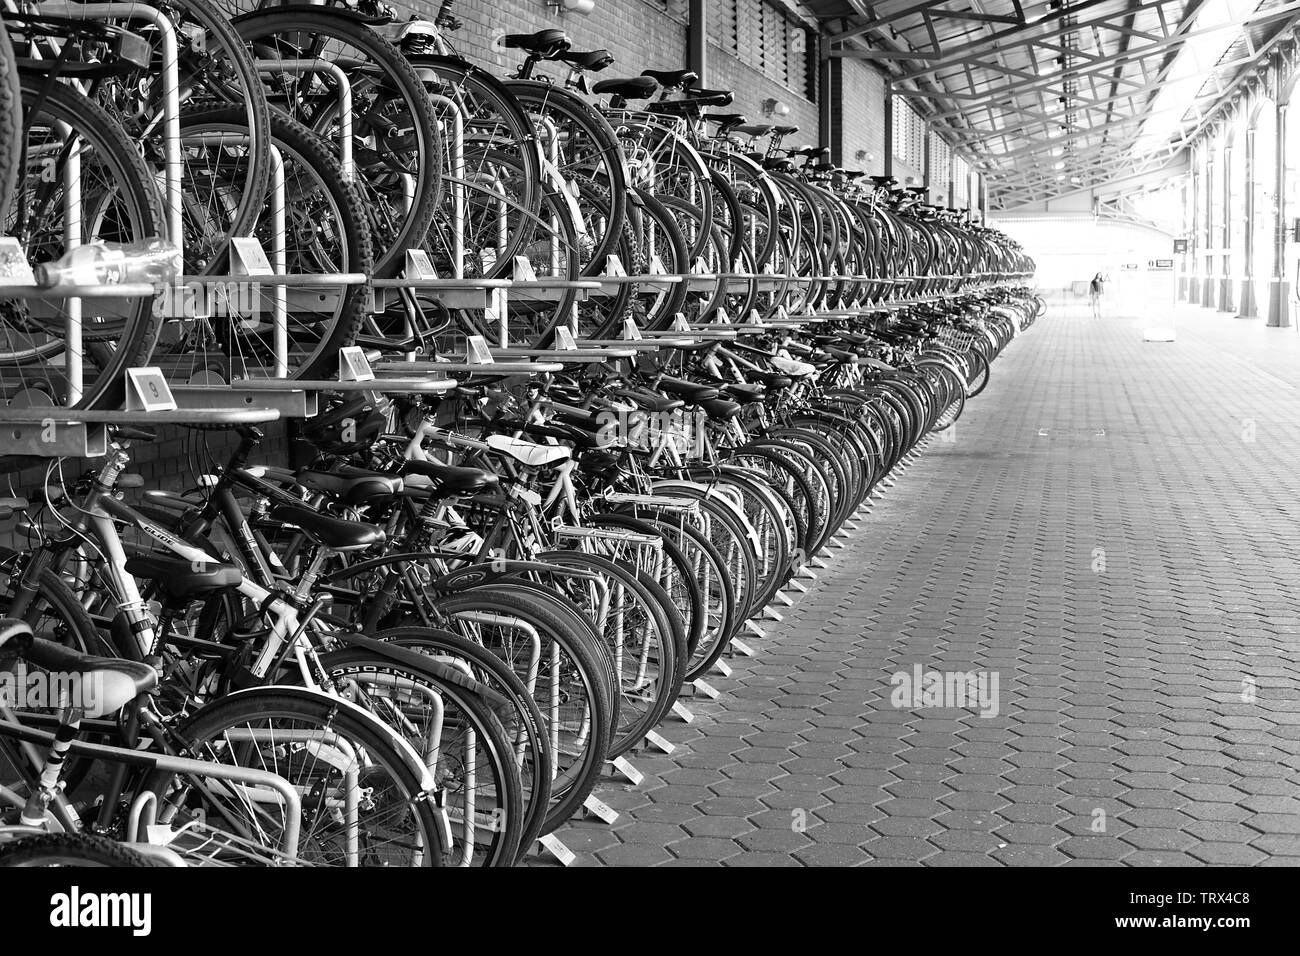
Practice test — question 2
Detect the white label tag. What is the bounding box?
[609,755,644,785]
[537,834,576,866]
[554,326,577,350]
[621,318,643,341]
[712,658,733,678]
[713,307,731,325]
[691,678,720,699]
[230,237,274,276]
[404,249,438,279]
[670,313,691,332]
[730,637,756,656]
[466,335,495,364]
[604,254,627,277]
[670,701,695,723]
[125,367,177,412]
[0,237,36,285]
[644,729,675,753]
[512,255,538,282]
[339,346,374,382]
[582,795,620,825]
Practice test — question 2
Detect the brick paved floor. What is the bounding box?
[540,303,1300,866]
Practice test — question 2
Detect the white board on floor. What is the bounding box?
[1141,257,1177,342]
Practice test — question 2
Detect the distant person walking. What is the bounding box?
[1089,272,1106,318]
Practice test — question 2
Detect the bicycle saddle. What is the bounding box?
[592,76,658,100]
[657,377,720,403]
[706,112,746,131]
[503,29,569,56]
[699,398,743,422]
[558,48,614,72]
[647,88,734,114]
[733,123,771,138]
[485,434,571,467]
[124,554,243,602]
[270,505,386,553]
[743,369,792,390]
[399,459,498,493]
[770,356,816,378]
[295,469,403,506]
[720,382,765,402]
[607,387,684,414]
[640,68,698,88]
[772,125,799,136]
[16,638,157,719]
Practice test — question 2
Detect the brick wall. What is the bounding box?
[393,0,688,78]
[831,57,885,176]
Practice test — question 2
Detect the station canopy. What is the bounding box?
[811,0,1300,208]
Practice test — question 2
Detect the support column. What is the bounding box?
[1218,144,1234,311]
[1239,125,1258,317]
[687,0,707,87]
[1201,155,1215,307]
[1179,176,1190,300]
[1267,100,1291,327]
[1189,154,1201,303]
[883,87,894,178]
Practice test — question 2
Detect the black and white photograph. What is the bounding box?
[0,0,1289,936]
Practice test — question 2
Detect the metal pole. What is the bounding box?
[1203,154,1215,307]
[1188,153,1200,304]
[884,87,894,178]
[1268,99,1290,327]
[1239,124,1258,317]
[687,0,707,87]
[1219,144,1234,311]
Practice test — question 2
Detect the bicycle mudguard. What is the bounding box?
[431,559,601,593]
[220,685,437,793]
[231,5,388,26]
[324,632,513,717]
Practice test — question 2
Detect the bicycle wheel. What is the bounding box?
[169,108,371,381]
[378,627,552,864]
[142,686,445,866]
[232,9,441,278]
[0,16,19,216]
[317,647,524,867]
[430,587,611,833]
[0,832,151,867]
[1,77,165,415]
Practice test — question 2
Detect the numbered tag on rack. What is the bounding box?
[648,254,669,275]
[712,307,731,325]
[512,255,538,282]
[537,834,576,867]
[553,326,577,350]
[125,367,177,412]
[644,729,675,754]
[0,237,36,285]
[466,335,495,364]
[670,313,691,332]
[229,237,274,277]
[603,254,627,278]
[621,318,643,341]
[339,346,374,382]
[404,249,438,279]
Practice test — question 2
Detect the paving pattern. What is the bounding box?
[542,303,1300,866]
